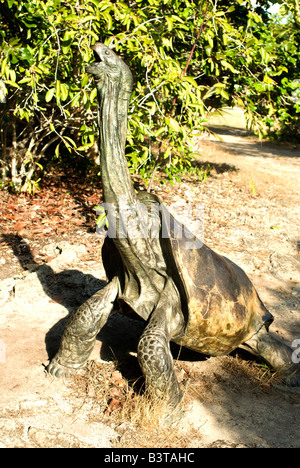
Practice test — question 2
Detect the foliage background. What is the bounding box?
[0,0,299,191]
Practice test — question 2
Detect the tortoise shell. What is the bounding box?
[160,202,273,355]
[102,192,273,356]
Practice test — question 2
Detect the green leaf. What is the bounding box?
[154,127,166,137]
[64,136,76,148]
[90,87,97,103]
[163,147,171,160]
[166,117,181,133]
[45,88,55,102]
[80,15,99,23]
[95,205,109,229]
[56,80,61,100]
[18,77,32,84]
[183,76,198,87]
[60,83,69,101]
[220,60,238,74]
[4,80,19,88]
[55,143,61,158]
[166,17,173,31]
[62,39,72,55]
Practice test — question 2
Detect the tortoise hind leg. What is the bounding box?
[137,279,185,421]
[48,277,118,377]
[242,326,300,386]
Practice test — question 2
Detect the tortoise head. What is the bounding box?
[86,42,132,92]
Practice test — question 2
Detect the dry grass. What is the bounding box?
[220,355,281,390]
[68,356,279,420]
[66,354,281,448]
[67,359,199,448]
[68,360,135,419]
[68,359,171,427]
[175,354,281,409]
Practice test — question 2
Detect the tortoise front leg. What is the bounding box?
[48,277,118,377]
[137,279,185,419]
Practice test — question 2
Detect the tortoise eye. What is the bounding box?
[105,50,110,55]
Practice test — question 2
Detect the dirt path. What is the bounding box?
[0,109,299,448]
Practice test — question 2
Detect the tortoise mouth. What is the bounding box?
[93,50,102,63]
[92,44,102,63]
[85,42,105,75]
[86,43,104,74]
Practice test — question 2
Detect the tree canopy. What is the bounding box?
[0,0,299,191]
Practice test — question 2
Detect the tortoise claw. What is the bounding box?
[47,359,71,378]
[282,374,300,387]
[275,363,300,391]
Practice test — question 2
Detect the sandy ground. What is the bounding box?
[0,108,299,448]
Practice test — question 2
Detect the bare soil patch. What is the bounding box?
[0,108,299,448]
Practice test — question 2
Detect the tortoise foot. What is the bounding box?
[47,359,71,378]
[161,404,184,427]
[281,366,300,387]
[47,357,87,378]
[283,375,300,387]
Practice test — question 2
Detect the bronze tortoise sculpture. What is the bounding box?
[48,43,300,415]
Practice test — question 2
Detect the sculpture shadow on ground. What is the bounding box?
[1,234,151,380]
[2,234,103,353]
[3,233,210,387]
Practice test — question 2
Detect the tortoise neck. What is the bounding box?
[97,78,135,206]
